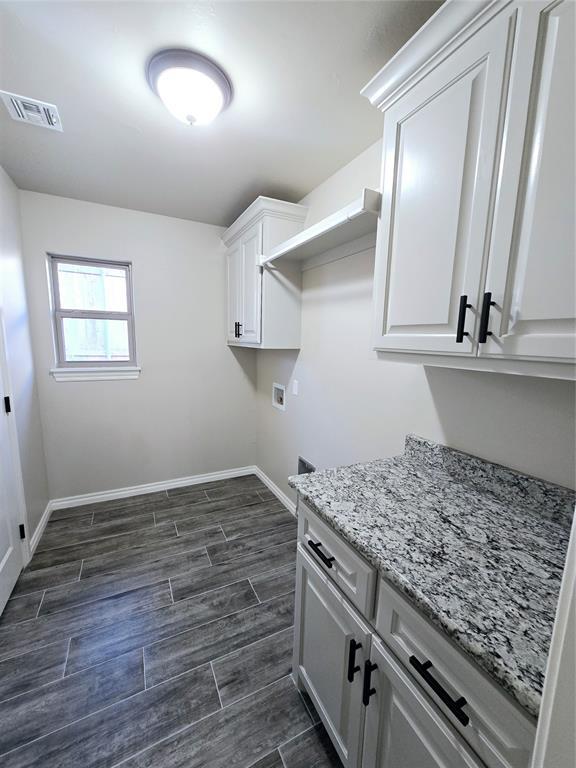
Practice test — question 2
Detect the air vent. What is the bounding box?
[0,90,62,131]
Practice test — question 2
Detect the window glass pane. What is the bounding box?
[62,318,130,362]
[56,261,128,312]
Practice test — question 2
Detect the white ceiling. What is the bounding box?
[0,1,439,226]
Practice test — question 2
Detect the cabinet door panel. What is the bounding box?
[226,243,241,343]
[240,227,262,344]
[373,7,516,354]
[362,637,484,768]
[387,77,472,331]
[480,0,575,361]
[293,546,371,768]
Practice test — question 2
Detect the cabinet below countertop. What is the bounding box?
[290,435,575,767]
[294,502,536,768]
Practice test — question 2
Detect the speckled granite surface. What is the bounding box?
[289,436,575,719]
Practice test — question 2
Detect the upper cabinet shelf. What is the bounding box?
[261,188,381,266]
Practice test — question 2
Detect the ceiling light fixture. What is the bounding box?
[147,49,232,126]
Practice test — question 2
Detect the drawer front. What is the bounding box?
[375,579,536,768]
[297,500,376,617]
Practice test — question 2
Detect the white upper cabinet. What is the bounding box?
[239,226,262,345]
[364,0,575,377]
[226,241,241,344]
[222,197,307,349]
[372,6,513,356]
[480,0,575,362]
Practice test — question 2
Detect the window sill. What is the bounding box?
[50,367,141,382]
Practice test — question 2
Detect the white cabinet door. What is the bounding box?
[226,242,241,343]
[373,6,516,355]
[362,637,484,768]
[479,0,575,362]
[293,546,372,768]
[0,321,24,612]
[239,226,262,344]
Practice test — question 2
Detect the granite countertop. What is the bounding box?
[288,436,575,719]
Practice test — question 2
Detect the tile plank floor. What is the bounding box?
[0,475,342,768]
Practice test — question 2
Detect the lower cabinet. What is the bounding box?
[362,636,484,768]
[293,545,487,768]
[293,546,372,768]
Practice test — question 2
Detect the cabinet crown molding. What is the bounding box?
[361,0,502,111]
[222,196,308,247]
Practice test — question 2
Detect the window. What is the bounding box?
[49,254,137,372]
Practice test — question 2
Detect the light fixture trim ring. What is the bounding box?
[146,48,233,112]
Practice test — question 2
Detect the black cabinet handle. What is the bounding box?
[347,639,362,683]
[456,295,471,343]
[478,292,495,343]
[362,660,377,706]
[307,539,335,569]
[234,322,238,338]
[409,655,469,726]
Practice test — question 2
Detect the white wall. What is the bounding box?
[299,140,382,226]
[19,192,257,500]
[255,144,576,498]
[0,167,49,535]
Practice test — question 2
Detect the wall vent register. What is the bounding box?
[0,90,62,131]
[298,456,316,475]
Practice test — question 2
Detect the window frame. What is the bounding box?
[48,253,137,369]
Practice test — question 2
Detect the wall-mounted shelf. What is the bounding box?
[261,188,381,266]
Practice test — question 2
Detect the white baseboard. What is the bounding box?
[253,467,297,516]
[29,501,53,557]
[48,464,296,514]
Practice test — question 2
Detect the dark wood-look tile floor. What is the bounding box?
[0,475,342,768]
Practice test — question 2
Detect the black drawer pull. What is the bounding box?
[456,295,471,343]
[347,639,362,683]
[478,292,495,343]
[237,323,243,337]
[307,539,335,569]
[362,660,377,706]
[409,655,469,726]
[234,322,238,338]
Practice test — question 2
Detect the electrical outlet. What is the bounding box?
[292,379,299,396]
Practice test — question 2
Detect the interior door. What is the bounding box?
[372,5,517,354]
[0,318,25,613]
[293,546,372,768]
[479,0,575,362]
[362,637,484,768]
[239,225,262,344]
[226,242,241,343]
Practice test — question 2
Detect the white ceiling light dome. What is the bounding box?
[147,49,232,126]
